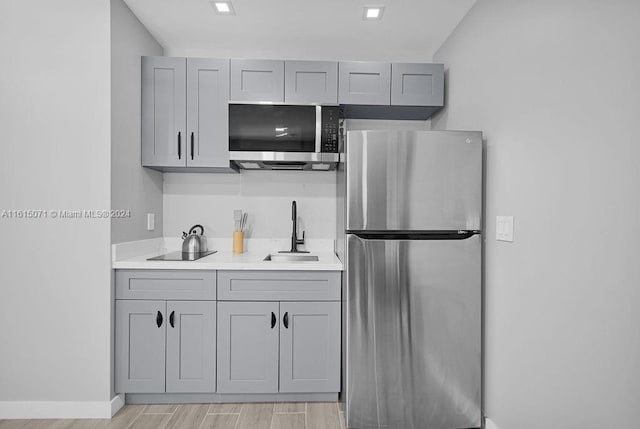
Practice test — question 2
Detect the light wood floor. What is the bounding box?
[0,402,346,429]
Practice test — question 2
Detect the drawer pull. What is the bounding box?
[271,312,276,329]
[156,311,163,328]
[169,311,175,328]
[283,312,289,329]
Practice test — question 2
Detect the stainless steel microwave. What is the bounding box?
[228,104,340,170]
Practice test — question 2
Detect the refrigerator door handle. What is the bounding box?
[348,230,480,240]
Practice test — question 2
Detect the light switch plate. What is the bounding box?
[147,213,155,231]
[496,216,514,242]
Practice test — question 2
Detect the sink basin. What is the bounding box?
[263,254,319,262]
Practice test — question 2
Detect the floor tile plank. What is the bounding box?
[270,413,305,429]
[93,405,145,429]
[200,414,238,429]
[207,403,243,414]
[0,421,31,429]
[128,414,172,429]
[273,403,305,413]
[306,403,340,429]
[142,404,179,414]
[165,404,208,429]
[234,403,274,429]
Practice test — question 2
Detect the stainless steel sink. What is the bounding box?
[263,254,319,262]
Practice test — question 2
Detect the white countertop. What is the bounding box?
[112,237,343,271]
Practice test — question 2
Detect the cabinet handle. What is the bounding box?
[178,132,182,159]
[156,311,163,328]
[271,312,276,329]
[169,311,175,328]
[190,132,194,160]
[283,312,289,329]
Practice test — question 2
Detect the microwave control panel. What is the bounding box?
[321,106,341,153]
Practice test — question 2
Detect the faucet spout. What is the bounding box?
[286,200,308,253]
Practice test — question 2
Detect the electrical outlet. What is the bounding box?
[496,216,514,242]
[147,213,155,231]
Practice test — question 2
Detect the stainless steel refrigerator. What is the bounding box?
[336,130,483,429]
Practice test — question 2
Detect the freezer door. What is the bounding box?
[345,234,481,429]
[346,130,482,231]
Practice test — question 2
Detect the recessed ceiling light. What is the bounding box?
[212,1,235,15]
[363,6,384,20]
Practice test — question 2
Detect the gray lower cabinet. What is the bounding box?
[115,299,216,393]
[279,301,341,393]
[216,301,280,393]
[115,300,166,393]
[217,300,340,394]
[142,56,234,172]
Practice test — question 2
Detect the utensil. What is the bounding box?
[234,210,242,231]
[240,213,248,231]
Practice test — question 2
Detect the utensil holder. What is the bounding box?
[233,231,244,254]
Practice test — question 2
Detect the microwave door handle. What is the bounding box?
[315,105,322,153]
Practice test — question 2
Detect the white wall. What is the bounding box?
[0,0,113,417]
[432,1,640,427]
[111,0,163,244]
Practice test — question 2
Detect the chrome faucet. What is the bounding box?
[281,200,308,254]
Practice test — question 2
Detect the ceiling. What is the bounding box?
[123,0,477,61]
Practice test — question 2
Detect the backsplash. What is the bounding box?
[163,170,337,240]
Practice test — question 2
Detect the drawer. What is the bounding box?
[115,270,216,300]
[217,271,341,301]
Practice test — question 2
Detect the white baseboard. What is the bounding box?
[111,394,125,417]
[485,417,500,429]
[0,396,124,419]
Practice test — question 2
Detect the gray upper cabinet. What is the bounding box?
[115,300,167,393]
[217,301,280,394]
[142,57,234,172]
[166,301,216,393]
[391,63,444,106]
[230,59,284,102]
[339,61,445,120]
[338,61,391,105]
[284,61,338,104]
[186,58,231,168]
[142,56,186,168]
[279,301,341,393]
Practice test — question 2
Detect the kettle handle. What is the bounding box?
[189,224,205,236]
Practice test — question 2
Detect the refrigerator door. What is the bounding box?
[346,130,482,232]
[345,233,482,429]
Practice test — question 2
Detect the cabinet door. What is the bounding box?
[217,302,279,393]
[280,302,341,393]
[166,301,216,393]
[230,59,284,102]
[391,63,444,106]
[115,300,166,393]
[186,58,231,168]
[142,56,187,167]
[338,61,391,105]
[285,61,338,104]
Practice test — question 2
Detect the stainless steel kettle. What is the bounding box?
[182,224,208,254]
